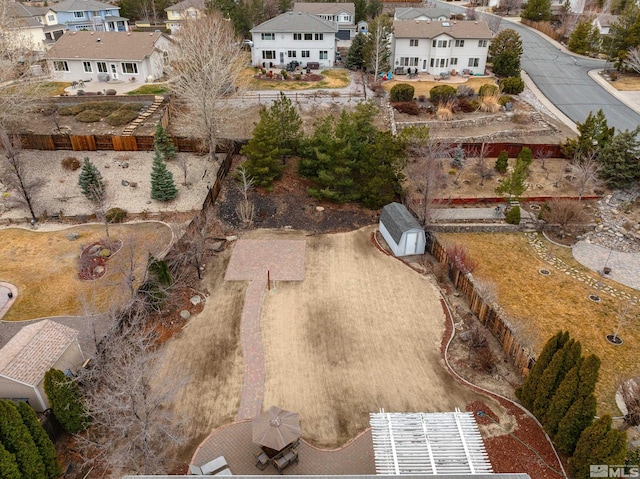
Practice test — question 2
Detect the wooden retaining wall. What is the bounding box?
[18,132,202,152]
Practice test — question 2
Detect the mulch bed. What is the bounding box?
[78,239,122,280]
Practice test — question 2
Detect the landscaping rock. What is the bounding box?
[225,235,238,242]
[180,310,191,319]
[210,241,225,252]
[67,233,80,240]
[88,245,101,256]
[190,295,202,305]
[94,265,105,274]
[316,206,325,212]
[122,180,129,187]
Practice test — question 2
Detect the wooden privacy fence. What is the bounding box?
[520,18,564,42]
[18,133,204,153]
[457,142,565,158]
[428,234,535,373]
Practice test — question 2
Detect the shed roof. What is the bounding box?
[251,11,338,33]
[293,2,355,16]
[45,31,165,61]
[0,320,79,386]
[380,203,421,244]
[393,19,492,39]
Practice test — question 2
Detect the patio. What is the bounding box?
[191,421,376,476]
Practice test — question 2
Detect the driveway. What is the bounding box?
[435,1,640,132]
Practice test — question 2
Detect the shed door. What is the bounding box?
[405,231,419,255]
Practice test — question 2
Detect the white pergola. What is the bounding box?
[370,409,493,475]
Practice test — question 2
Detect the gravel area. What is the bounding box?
[0,150,223,222]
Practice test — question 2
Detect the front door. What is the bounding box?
[110,63,118,80]
[279,51,284,65]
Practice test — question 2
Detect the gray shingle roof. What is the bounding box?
[251,12,338,33]
[380,202,421,244]
[45,31,165,61]
[293,2,355,16]
[51,0,119,12]
[394,6,452,20]
[0,320,79,386]
[393,19,492,39]
[165,0,206,12]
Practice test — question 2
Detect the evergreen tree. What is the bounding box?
[495,150,509,173]
[78,157,105,202]
[43,369,88,434]
[0,400,46,479]
[598,127,640,188]
[568,20,599,55]
[366,0,383,18]
[554,393,597,455]
[577,354,601,398]
[516,331,568,410]
[241,107,284,187]
[345,32,368,70]
[522,0,551,21]
[517,147,533,170]
[0,442,21,479]
[495,156,528,200]
[150,151,178,201]
[561,109,614,159]
[16,402,61,479]
[153,123,177,161]
[270,92,303,162]
[569,415,627,479]
[354,0,367,22]
[488,29,523,77]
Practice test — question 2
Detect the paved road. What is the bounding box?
[435,1,640,132]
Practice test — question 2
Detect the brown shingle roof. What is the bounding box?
[44,31,165,61]
[0,320,79,386]
[393,19,492,39]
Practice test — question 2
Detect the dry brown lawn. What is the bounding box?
[437,232,640,415]
[611,74,640,91]
[241,67,351,91]
[163,226,506,448]
[383,76,497,97]
[0,222,172,320]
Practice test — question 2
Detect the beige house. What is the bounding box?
[0,320,84,412]
[164,0,205,32]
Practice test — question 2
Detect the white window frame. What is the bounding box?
[288,50,296,58]
[73,11,84,18]
[47,14,55,21]
[451,57,458,66]
[319,50,328,59]
[468,58,479,67]
[410,39,419,47]
[478,40,487,47]
[301,50,310,58]
[261,33,275,40]
[97,61,108,73]
[53,61,69,71]
[455,39,464,47]
[304,33,312,40]
[121,62,138,74]
[83,61,92,72]
[262,50,276,60]
[293,33,302,40]
[315,33,323,40]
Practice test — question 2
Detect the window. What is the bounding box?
[478,40,487,47]
[294,33,302,40]
[340,14,351,22]
[301,50,310,58]
[410,39,419,47]
[262,50,276,59]
[83,61,92,72]
[439,58,446,67]
[261,33,275,40]
[304,33,312,40]
[53,61,69,71]
[97,62,107,73]
[315,33,323,40]
[432,40,436,47]
[430,58,434,67]
[437,40,447,47]
[455,39,464,47]
[48,14,55,21]
[450,57,458,65]
[399,57,420,66]
[319,51,328,59]
[73,11,84,18]
[468,58,479,67]
[288,50,297,58]
[121,62,138,74]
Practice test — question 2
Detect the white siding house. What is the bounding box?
[394,6,451,21]
[0,321,84,412]
[45,31,172,83]
[379,203,426,257]
[293,2,360,39]
[392,19,492,76]
[251,12,338,69]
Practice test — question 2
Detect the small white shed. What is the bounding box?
[0,320,84,411]
[379,202,426,257]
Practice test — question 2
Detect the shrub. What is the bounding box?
[16,401,62,479]
[61,156,81,171]
[495,150,509,173]
[499,76,525,94]
[390,83,415,102]
[74,109,102,122]
[105,109,138,126]
[43,369,88,434]
[392,101,419,115]
[418,95,427,102]
[456,85,474,97]
[445,244,477,274]
[58,104,86,116]
[505,205,521,224]
[106,207,127,223]
[77,89,85,96]
[479,94,500,113]
[39,104,57,116]
[478,83,500,97]
[429,84,456,104]
[105,89,117,95]
[457,98,478,112]
[280,69,288,79]
[499,95,513,106]
[436,106,453,121]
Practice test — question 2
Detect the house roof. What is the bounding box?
[9,2,49,18]
[393,19,492,39]
[292,2,355,16]
[380,202,421,244]
[0,320,79,386]
[50,0,119,12]
[45,31,165,61]
[394,6,451,20]
[165,0,206,12]
[594,14,619,27]
[251,11,338,33]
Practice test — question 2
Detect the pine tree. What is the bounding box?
[554,393,597,455]
[561,109,615,159]
[150,151,178,201]
[516,331,568,410]
[544,361,580,436]
[16,401,61,479]
[78,157,105,202]
[488,29,523,78]
[0,442,21,479]
[241,106,284,188]
[568,19,599,55]
[569,415,627,479]
[577,354,601,398]
[0,400,46,479]
[270,92,303,162]
[598,127,640,188]
[345,32,367,70]
[154,123,177,161]
[495,150,509,173]
[522,0,551,21]
[43,369,88,434]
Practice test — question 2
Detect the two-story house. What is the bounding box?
[164,0,206,33]
[6,2,66,52]
[251,12,338,69]
[49,0,129,32]
[292,2,364,40]
[392,19,492,76]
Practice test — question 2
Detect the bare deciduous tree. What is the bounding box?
[621,378,640,427]
[570,152,602,201]
[166,208,216,280]
[177,155,190,186]
[235,165,255,225]
[364,15,393,79]
[167,14,245,163]
[540,199,588,233]
[499,0,522,15]
[624,46,640,74]
[471,142,493,186]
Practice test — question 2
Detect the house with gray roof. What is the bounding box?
[0,320,83,411]
[164,0,206,32]
[250,12,338,69]
[379,203,426,257]
[4,2,66,51]
[394,6,452,21]
[293,2,362,40]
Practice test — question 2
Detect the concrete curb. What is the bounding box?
[588,69,640,116]
[520,69,578,134]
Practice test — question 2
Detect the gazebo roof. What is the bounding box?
[370,410,493,475]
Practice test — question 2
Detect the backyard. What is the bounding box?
[242,67,351,90]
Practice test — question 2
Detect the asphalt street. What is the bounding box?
[435,1,640,132]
